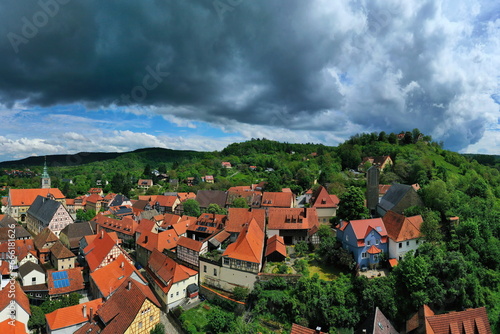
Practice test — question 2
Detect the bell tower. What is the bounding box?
[41,157,51,189]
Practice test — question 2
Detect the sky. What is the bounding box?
[0,0,498,162]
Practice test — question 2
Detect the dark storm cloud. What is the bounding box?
[0,0,497,150]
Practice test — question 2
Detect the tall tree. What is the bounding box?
[336,186,369,221]
[183,199,201,217]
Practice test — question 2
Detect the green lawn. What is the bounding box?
[179,302,211,334]
[308,260,342,281]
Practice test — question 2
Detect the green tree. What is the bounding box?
[422,180,450,214]
[420,209,442,243]
[76,209,96,221]
[183,199,201,217]
[233,286,250,301]
[206,306,235,333]
[28,305,46,331]
[206,203,227,215]
[143,164,152,177]
[336,186,369,221]
[150,323,165,334]
[231,197,249,208]
[294,241,309,257]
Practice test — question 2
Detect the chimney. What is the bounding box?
[127,281,132,290]
[316,327,322,334]
[100,230,104,239]
[83,304,87,318]
[120,261,124,269]
[89,307,93,320]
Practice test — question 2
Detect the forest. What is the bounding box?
[1,130,499,333]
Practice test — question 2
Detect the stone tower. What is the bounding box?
[41,158,51,189]
[366,166,380,213]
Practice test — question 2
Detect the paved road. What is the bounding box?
[160,310,183,334]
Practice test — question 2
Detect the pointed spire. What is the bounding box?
[42,157,50,178]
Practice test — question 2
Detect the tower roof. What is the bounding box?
[42,158,50,179]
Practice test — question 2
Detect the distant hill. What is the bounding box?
[0,147,208,168]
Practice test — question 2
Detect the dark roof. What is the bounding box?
[50,241,76,259]
[378,184,412,213]
[60,222,95,242]
[355,307,399,334]
[0,215,17,227]
[138,209,159,221]
[0,225,31,242]
[27,196,64,226]
[195,190,228,208]
[132,200,149,210]
[109,194,129,207]
[18,261,45,278]
[34,227,59,250]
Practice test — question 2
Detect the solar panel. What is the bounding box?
[60,279,70,288]
[60,271,68,279]
[52,272,60,280]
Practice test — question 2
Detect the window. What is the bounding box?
[203,265,207,273]
[399,243,402,248]
[373,254,379,261]
[246,262,252,268]
[416,239,419,244]
[361,252,367,259]
[367,240,371,246]
[223,258,229,266]
[150,316,153,322]
[406,241,410,246]
[376,239,380,245]
[213,268,217,276]
[176,291,179,296]
[170,294,173,298]
[138,322,143,329]
[345,235,349,241]
[32,277,36,283]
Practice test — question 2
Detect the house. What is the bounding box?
[225,208,266,242]
[144,248,199,311]
[221,161,232,168]
[309,186,340,224]
[18,261,45,287]
[406,305,492,334]
[207,230,231,250]
[187,213,227,241]
[141,195,180,214]
[336,218,388,269]
[33,227,59,263]
[59,221,96,255]
[45,298,104,334]
[291,323,327,334]
[358,156,393,172]
[354,307,398,334]
[0,281,31,333]
[47,267,85,298]
[261,192,295,209]
[157,213,181,230]
[50,241,77,271]
[88,188,104,196]
[176,236,207,267]
[6,188,65,221]
[26,195,74,236]
[267,208,320,245]
[200,218,264,292]
[0,239,38,268]
[0,318,29,334]
[377,183,423,216]
[135,229,179,268]
[92,214,138,244]
[83,230,133,272]
[73,279,161,334]
[79,232,120,265]
[89,254,147,300]
[105,194,131,209]
[204,175,214,184]
[137,179,153,189]
[85,194,104,213]
[195,190,228,210]
[0,224,31,242]
[265,234,287,262]
[226,190,262,208]
[382,210,423,261]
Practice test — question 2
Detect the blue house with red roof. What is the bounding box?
[336,218,388,269]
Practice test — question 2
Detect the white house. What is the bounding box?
[18,261,45,287]
[0,281,31,333]
[382,210,423,262]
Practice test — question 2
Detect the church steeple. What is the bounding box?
[41,157,51,189]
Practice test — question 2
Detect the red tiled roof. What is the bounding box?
[171,216,196,235]
[84,230,131,272]
[177,236,203,252]
[34,227,58,250]
[0,281,31,315]
[14,239,36,262]
[177,192,197,202]
[383,211,423,242]
[96,279,160,334]
[388,258,398,267]
[228,186,254,192]
[86,194,103,204]
[46,298,103,331]
[135,218,156,235]
[137,179,153,186]
[265,234,287,258]
[261,192,294,207]
[147,249,198,293]
[223,218,264,264]
[9,188,65,206]
[90,254,146,298]
[65,199,75,205]
[211,230,230,244]
[311,186,340,208]
[89,188,103,194]
[136,229,179,252]
[291,323,327,334]
[93,214,138,236]
[47,267,84,296]
[348,218,387,240]
[0,319,28,334]
[226,208,266,233]
[379,184,392,195]
[0,261,10,275]
[366,245,382,254]
[267,208,319,231]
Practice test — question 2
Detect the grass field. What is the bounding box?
[308,259,342,281]
[179,302,211,334]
